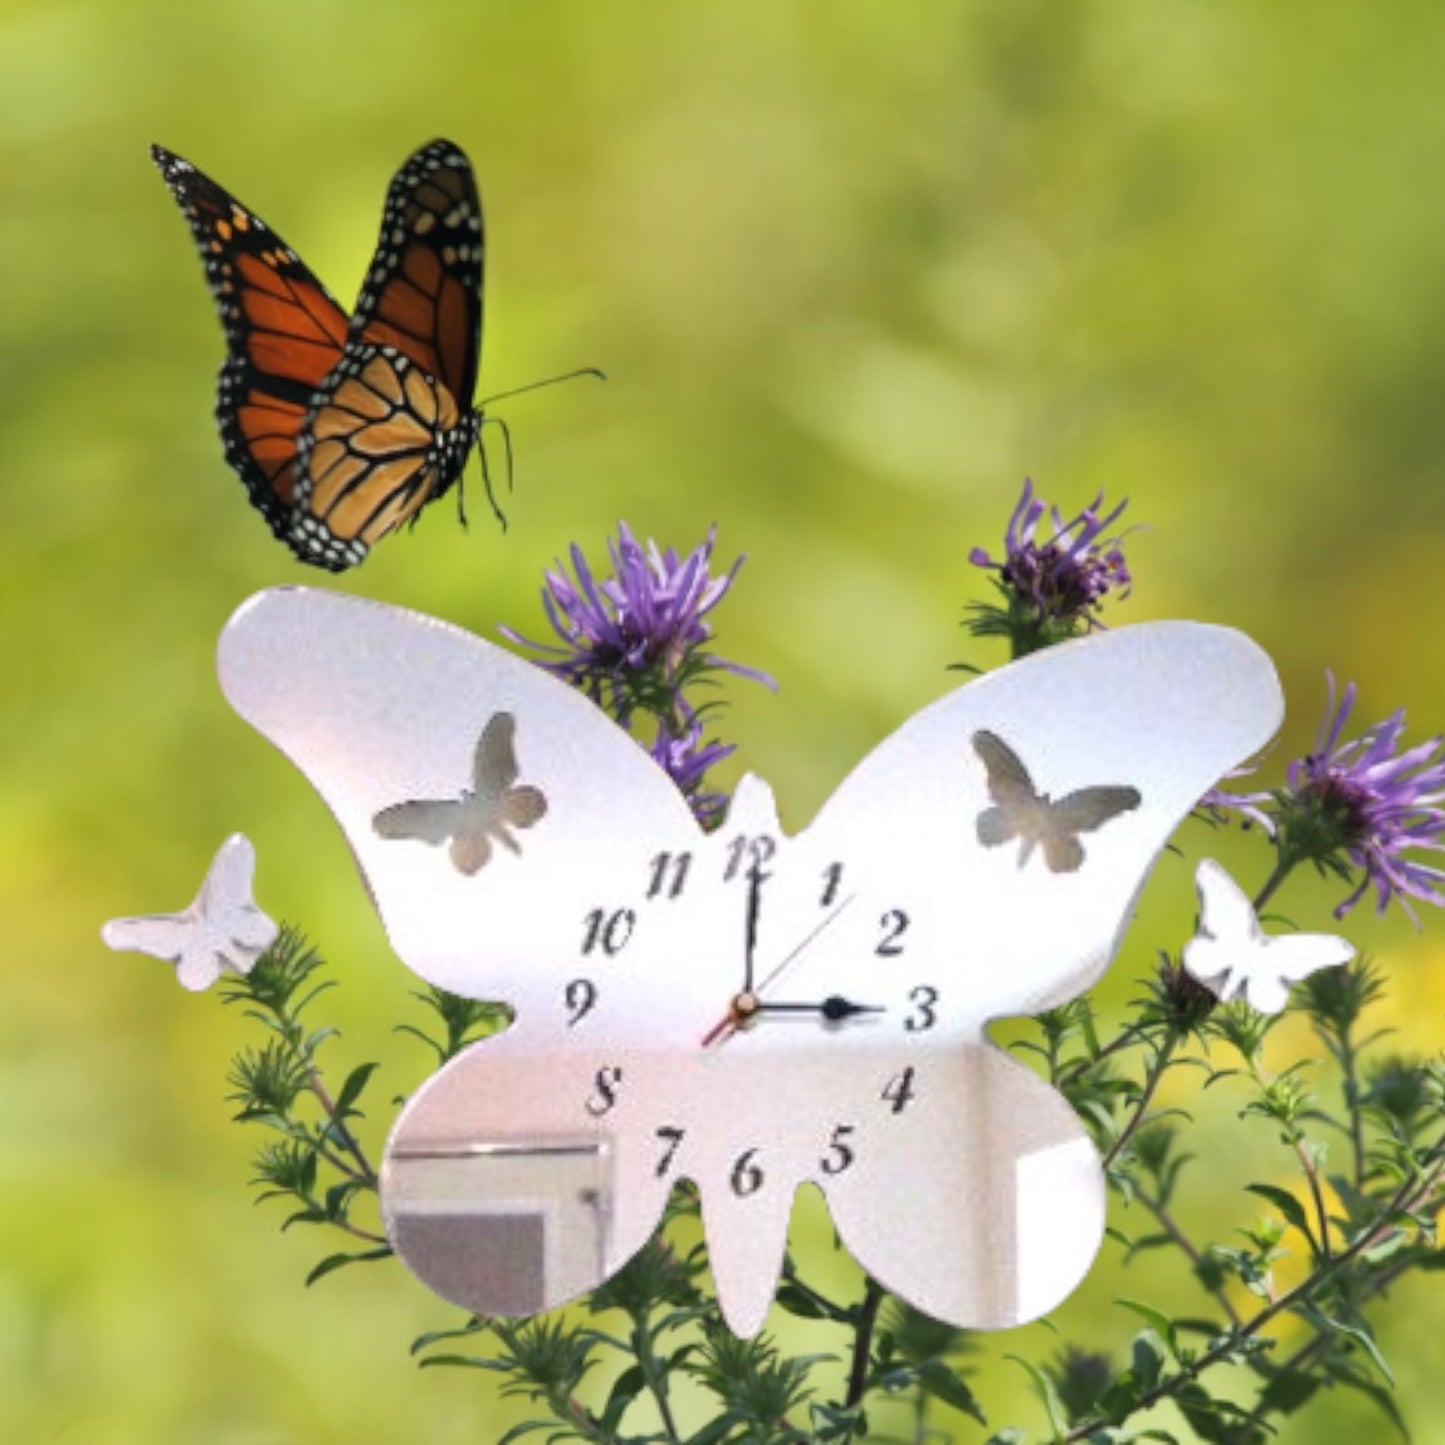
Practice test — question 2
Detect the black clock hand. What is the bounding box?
[753,995,885,1022]
[743,859,764,994]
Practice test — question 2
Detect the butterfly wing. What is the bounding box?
[350,139,484,409]
[1247,933,1355,1014]
[1182,857,1262,999]
[373,797,466,846]
[290,343,475,570]
[785,622,1281,1330]
[102,913,192,965]
[287,140,485,568]
[473,712,522,797]
[151,147,350,547]
[973,729,1034,847]
[218,587,706,1031]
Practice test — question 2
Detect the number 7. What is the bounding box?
[654,1125,686,1178]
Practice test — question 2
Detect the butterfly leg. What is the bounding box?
[476,412,514,529]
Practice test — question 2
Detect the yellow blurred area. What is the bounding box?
[3,1,1445,1439]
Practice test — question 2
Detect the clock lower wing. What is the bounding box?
[378,1035,674,1318]
[822,1043,1105,1329]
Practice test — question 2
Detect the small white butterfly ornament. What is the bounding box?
[1183,858,1355,1014]
[218,587,1284,1336]
[102,834,278,991]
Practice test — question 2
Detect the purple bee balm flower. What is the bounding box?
[968,479,1133,652]
[1281,674,1445,923]
[502,522,774,719]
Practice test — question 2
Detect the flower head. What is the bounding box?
[1276,675,1445,923]
[967,480,1134,656]
[502,522,772,721]
[649,710,735,827]
[1198,761,1277,836]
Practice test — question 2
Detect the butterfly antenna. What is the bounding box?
[477,366,606,409]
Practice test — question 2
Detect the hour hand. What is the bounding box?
[753,995,885,1023]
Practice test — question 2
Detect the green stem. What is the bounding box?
[307,1066,376,1182]
[1295,1138,1333,1262]
[845,1278,887,1412]
[1134,1184,1242,1327]
[1253,853,1298,914]
[1058,1019,1159,1087]
[1103,1031,1180,1172]
[632,1321,682,1444]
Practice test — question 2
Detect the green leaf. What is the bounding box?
[1114,1298,1178,1357]
[333,1060,379,1116]
[1300,1305,1395,1386]
[1326,1361,1410,1440]
[916,1358,987,1424]
[1007,1354,1068,1440]
[597,1363,646,1433]
[1246,1183,1315,1248]
[1129,1330,1168,1393]
[304,1245,392,1285]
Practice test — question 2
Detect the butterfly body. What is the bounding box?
[973,729,1141,873]
[153,140,486,570]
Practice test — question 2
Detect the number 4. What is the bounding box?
[881,1067,917,1115]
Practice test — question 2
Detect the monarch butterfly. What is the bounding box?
[153,139,495,571]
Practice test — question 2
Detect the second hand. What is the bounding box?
[700,893,858,1047]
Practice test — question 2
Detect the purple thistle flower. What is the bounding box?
[649,712,734,827]
[1199,762,1277,836]
[1279,674,1445,923]
[967,479,1133,655]
[501,522,773,719]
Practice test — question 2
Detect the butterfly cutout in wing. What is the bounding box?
[974,729,1141,872]
[101,834,278,991]
[373,711,548,875]
[153,140,485,571]
[1183,858,1355,1014]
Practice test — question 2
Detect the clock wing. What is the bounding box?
[799,622,1283,1024]
[217,587,705,1024]
[819,1039,1104,1331]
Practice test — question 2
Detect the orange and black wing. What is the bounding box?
[350,139,484,410]
[292,344,477,570]
[151,145,349,546]
[286,140,485,568]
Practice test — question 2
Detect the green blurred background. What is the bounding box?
[4,1,1445,1439]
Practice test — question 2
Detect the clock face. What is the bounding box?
[219,586,1283,1336]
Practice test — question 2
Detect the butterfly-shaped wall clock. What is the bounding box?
[1184,859,1355,1014]
[102,834,278,990]
[153,139,490,571]
[218,587,1283,1336]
